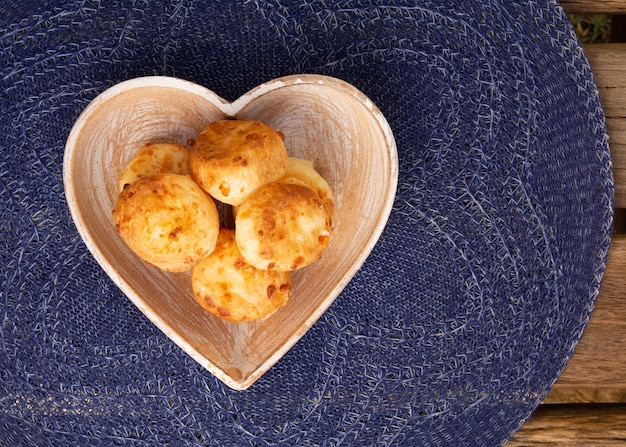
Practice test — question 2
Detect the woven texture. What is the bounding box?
[0,1,614,446]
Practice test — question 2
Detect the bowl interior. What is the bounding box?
[64,75,397,389]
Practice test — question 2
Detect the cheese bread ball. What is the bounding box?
[191,228,291,322]
[189,120,288,206]
[113,173,219,272]
[283,157,335,219]
[118,142,190,192]
[235,178,333,272]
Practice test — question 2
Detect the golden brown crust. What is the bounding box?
[191,228,291,322]
[118,142,190,192]
[189,120,288,206]
[283,157,335,219]
[235,178,333,271]
[112,173,219,272]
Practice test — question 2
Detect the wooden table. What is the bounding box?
[509,1,626,444]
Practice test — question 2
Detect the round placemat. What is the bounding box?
[0,1,614,446]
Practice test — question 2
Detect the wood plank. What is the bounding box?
[553,235,626,388]
[616,208,626,233]
[584,44,626,208]
[508,404,626,446]
[560,0,626,13]
[584,43,626,67]
[544,388,626,404]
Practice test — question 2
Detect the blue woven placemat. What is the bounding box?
[0,1,614,446]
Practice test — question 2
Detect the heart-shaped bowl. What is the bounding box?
[63,74,398,389]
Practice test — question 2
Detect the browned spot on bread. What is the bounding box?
[290,256,305,270]
[219,182,230,197]
[169,226,182,240]
[267,285,276,299]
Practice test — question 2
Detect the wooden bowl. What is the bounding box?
[63,75,398,389]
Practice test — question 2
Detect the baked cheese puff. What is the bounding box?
[283,157,335,219]
[113,173,219,272]
[189,120,288,206]
[191,228,291,322]
[235,178,333,272]
[118,142,190,192]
